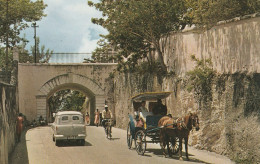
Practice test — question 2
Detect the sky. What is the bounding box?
[22,0,107,63]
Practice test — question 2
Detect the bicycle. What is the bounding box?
[103,119,113,139]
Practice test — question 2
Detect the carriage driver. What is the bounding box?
[152,99,167,115]
[102,105,113,130]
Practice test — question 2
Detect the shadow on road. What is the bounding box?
[9,127,30,164]
[145,148,210,163]
[109,137,120,141]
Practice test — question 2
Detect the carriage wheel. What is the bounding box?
[169,137,179,155]
[127,122,132,149]
[134,130,146,155]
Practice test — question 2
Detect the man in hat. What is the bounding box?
[102,105,113,136]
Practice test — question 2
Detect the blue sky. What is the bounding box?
[22,0,107,62]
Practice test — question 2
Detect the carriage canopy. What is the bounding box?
[131,92,172,102]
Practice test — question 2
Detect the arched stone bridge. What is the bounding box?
[18,63,117,124]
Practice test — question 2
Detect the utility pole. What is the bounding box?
[5,0,9,70]
[31,22,39,63]
[4,0,9,83]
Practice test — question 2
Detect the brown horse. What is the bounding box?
[158,115,175,157]
[158,113,200,160]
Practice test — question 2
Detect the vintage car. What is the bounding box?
[51,111,86,146]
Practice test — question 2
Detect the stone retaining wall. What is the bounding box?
[0,83,18,164]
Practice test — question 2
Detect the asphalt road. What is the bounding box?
[10,126,235,164]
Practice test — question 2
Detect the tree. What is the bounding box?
[30,37,53,63]
[88,0,190,72]
[85,38,114,63]
[6,35,53,64]
[63,91,86,112]
[0,47,12,70]
[0,0,46,68]
[48,89,86,113]
[185,0,260,27]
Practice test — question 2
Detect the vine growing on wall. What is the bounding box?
[186,55,216,107]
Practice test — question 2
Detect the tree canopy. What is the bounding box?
[48,89,86,114]
[0,36,53,70]
[0,0,46,46]
[186,0,260,27]
[0,0,46,70]
[88,0,189,72]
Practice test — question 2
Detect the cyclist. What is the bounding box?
[102,105,113,137]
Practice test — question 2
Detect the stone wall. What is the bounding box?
[108,15,260,163]
[0,83,18,164]
[164,14,260,76]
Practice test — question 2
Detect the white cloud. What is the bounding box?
[22,0,107,57]
[78,34,100,53]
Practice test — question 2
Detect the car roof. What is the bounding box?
[56,111,83,116]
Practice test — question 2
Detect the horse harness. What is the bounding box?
[162,117,188,130]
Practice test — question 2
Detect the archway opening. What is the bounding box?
[47,89,88,122]
[45,83,96,124]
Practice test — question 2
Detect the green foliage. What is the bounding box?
[17,38,32,63]
[48,89,86,113]
[14,35,52,63]
[186,55,216,104]
[185,0,260,28]
[234,157,255,164]
[0,47,13,70]
[0,0,47,46]
[109,72,114,79]
[89,38,114,63]
[88,0,190,71]
[63,91,86,112]
[30,37,53,63]
[0,0,46,70]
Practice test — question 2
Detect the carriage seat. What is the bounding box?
[140,111,153,122]
[146,115,164,128]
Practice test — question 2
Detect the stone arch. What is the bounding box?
[36,73,106,124]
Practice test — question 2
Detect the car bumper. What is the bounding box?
[54,134,86,140]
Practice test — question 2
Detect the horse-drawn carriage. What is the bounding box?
[127,92,180,155]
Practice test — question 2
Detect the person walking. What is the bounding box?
[16,113,24,142]
[94,109,100,127]
[85,112,90,125]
